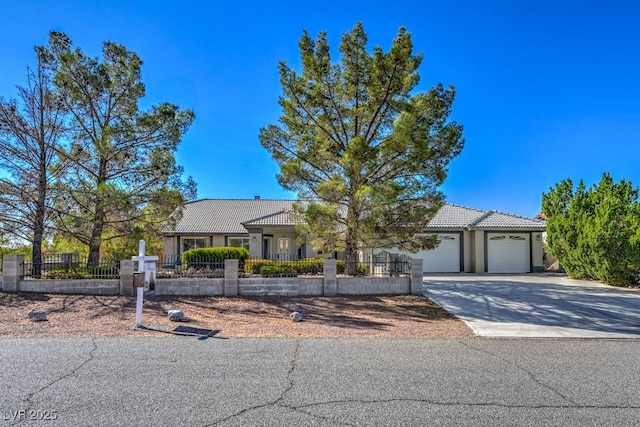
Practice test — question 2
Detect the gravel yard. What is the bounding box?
[0,292,472,338]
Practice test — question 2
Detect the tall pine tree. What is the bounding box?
[42,32,196,265]
[260,23,464,272]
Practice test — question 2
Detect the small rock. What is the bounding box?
[28,309,47,322]
[289,311,303,322]
[168,310,186,322]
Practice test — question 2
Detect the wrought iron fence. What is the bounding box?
[348,252,412,277]
[156,254,225,278]
[155,254,410,278]
[22,253,120,279]
[14,252,410,280]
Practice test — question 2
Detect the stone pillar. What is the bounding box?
[2,255,24,292]
[119,259,135,296]
[410,258,423,295]
[323,259,337,296]
[224,259,239,296]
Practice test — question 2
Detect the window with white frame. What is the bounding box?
[228,237,250,250]
[278,238,290,253]
[182,237,208,252]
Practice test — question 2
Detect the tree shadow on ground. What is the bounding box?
[149,294,456,331]
[424,278,640,335]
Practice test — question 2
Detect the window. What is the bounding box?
[278,238,290,253]
[228,237,250,250]
[182,237,208,252]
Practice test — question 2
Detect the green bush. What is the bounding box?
[46,268,92,279]
[243,258,325,275]
[293,258,324,275]
[182,247,249,269]
[243,258,275,274]
[260,264,297,277]
[543,173,640,286]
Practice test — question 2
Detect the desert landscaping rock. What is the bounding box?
[168,309,186,321]
[27,309,47,322]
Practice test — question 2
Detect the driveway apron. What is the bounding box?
[423,274,640,338]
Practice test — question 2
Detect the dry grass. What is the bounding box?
[0,292,473,339]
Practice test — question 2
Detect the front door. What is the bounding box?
[263,237,272,259]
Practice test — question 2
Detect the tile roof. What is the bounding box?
[164,199,296,234]
[164,199,546,235]
[242,210,300,227]
[426,203,546,230]
[426,204,487,229]
[468,210,547,229]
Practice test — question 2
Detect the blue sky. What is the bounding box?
[1,1,639,217]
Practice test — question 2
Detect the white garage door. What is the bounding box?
[414,234,461,273]
[487,233,530,273]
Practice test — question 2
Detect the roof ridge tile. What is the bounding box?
[467,210,495,227]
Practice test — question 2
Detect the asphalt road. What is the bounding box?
[1,337,639,426]
[423,274,640,338]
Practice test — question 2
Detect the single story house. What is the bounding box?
[162,198,547,273]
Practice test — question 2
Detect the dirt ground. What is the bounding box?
[0,292,473,339]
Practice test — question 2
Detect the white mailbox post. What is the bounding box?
[132,240,158,328]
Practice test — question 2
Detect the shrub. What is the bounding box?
[182,247,249,269]
[294,258,324,275]
[260,264,297,277]
[243,258,324,275]
[243,258,275,274]
[46,268,92,279]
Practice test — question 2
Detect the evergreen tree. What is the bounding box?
[543,173,640,285]
[41,32,195,266]
[260,23,464,272]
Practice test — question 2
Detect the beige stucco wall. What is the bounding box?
[462,230,472,272]
[531,231,544,272]
[473,230,485,273]
[248,232,262,258]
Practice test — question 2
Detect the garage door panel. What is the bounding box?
[416,234,461,273]
[487,233,530,273]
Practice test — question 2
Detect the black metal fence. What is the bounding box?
[22,253,120,279]
[156,254,224,279]
[350,253,413,277]
[156,255,325,278]
[17,252,411,280]
[156,254,410,278]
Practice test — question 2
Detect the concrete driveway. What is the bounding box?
[423,274,640,338]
